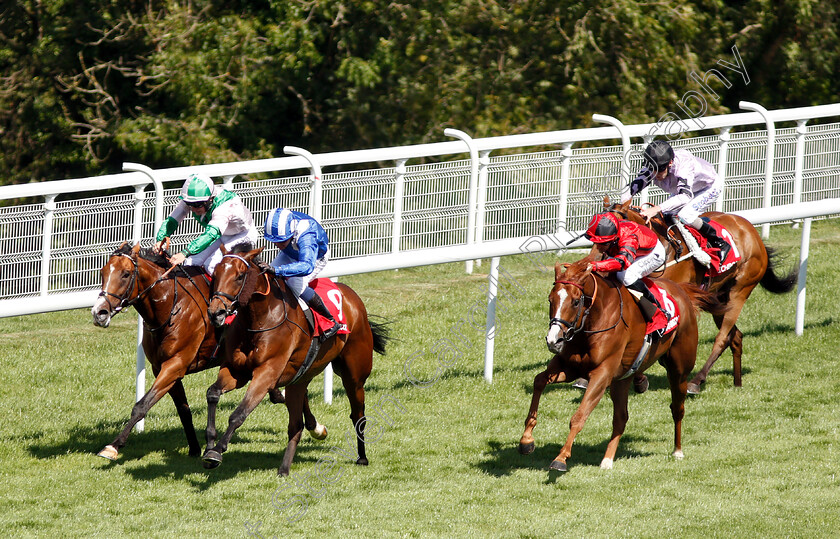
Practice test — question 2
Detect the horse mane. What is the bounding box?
[111,243,172,269]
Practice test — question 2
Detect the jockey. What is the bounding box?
[154,172,258,274]
[262,207,340,340]
[584,212,669,340]
[621,140,731,266]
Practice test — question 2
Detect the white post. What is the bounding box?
[739,102,776,239]
[284,146,323,222]
[795,218,811,336]
[484,256,501,383]
[444,128,479,274]
[793,120,808,207]
[475,149,492,265]
[40,194,57,296]
[392,159,407,255]
[122,163,166,431]
[558,143,573,230]
[716,127,731,212]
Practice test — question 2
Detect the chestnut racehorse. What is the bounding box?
[202,244,389,476]
[518,258,725,472]
[91,242,323,460]
[606,200,797,393]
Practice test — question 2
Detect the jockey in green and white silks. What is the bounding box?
[154,173,258,274]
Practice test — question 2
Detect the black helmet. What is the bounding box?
[644,140,674,172]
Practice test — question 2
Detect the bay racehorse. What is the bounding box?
[202,244,389,476]
[91,242,323,460]
[605,199,797,393]
[518,258,725,472]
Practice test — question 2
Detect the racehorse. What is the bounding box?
[202,244,390,476]
[605,199,797,393]
[518,258,725,472]
[91,242,324,461]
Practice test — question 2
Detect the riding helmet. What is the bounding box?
[180,173,216,202]
[584,213,620,243]
[264,208,295,242]
[643,140,674,172]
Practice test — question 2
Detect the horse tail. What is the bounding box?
[760,246,798,294]
[368,316,392,355]
[677,282,729,316]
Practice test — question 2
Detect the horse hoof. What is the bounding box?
[308,424,328,440]
[572,378,588,390]
[687,383,702,395]
[97,445,119,461]
[633,374,649,394]
[268,388,286,404]
[600,458,614,470]
[518,441,535,455]
[356,457,369,466]
[548,460,567,472]
[673,449,684,460]
[202,449,223,469]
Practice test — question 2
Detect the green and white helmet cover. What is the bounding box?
[180,173,215,202]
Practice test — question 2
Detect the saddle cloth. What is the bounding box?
[684,220,741,275]
[301,278,350,337]
[641,277,680,337]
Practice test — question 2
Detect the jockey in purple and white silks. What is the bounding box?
[263,208,340,340]
[155,173,258,274]
[621,140,730,265]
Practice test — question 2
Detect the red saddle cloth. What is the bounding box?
[307,278,350,337]
[685,220,741,276]
[641,278,680,337]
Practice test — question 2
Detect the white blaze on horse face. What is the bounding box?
[546,288,568,346]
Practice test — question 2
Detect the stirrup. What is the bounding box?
[319,321,341,341]
[674,220,711,267]
[620,334,654,380]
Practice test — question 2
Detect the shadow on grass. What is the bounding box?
[698,316,835,344]
[476,436,654,479]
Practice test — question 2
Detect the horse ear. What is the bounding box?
[245,247,265,261]
[220,244,229,256]
[603,195,611,208]
[554,261,565,281]
[130,243,141,254]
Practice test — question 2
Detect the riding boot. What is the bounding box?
[675,219,711,267]
[698,218,731,260]
[308,292,341,341]
[626,280,670,337]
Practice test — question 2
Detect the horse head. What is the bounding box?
[207,244,265,327]
[546,259,595,355]
[92,242,143,327]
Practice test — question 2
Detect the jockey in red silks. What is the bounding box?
[584,212,670,341]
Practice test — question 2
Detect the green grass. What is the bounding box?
[1,219,839,538]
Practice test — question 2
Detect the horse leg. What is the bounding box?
[665,355,690,460]
[600,378,631,470]
[518,356,566,455]
[302,392,328,440]
[688,291,749,393]
[204,367,240,458]
[278,383,307,477]
[730,325,744,387]
[550,368,611,472]
[98,362,183,460]
[168,379,201,457]
[332,337,374,467]
[203,367,274,469]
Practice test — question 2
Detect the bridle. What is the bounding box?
[549,272,624,342]
[210,254,252,319]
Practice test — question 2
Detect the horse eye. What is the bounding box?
[572,298,580,307]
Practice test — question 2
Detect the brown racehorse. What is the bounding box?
[518,258,725,472]
[202,244,389,476]
[605,200,797,394]
[91,242,324,461]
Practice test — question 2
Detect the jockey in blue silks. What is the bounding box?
[263,208,340,340]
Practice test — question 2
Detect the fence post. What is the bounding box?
[284,146,323,222]
[558,143,573,232]
[392,158,407,255]
[716,127,732,212]
[739,102,776,239]
[793,120,808,208]
[795,218,812,336]
[40,194,57,296]
[444,129,479,274]
[484,256,501,383]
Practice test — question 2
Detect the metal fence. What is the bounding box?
[2,101,840,318]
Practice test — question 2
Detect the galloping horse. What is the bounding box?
[518,258,725,472]
[605,200,797,393]
[91,242,323,461]
[202,244,389,476]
